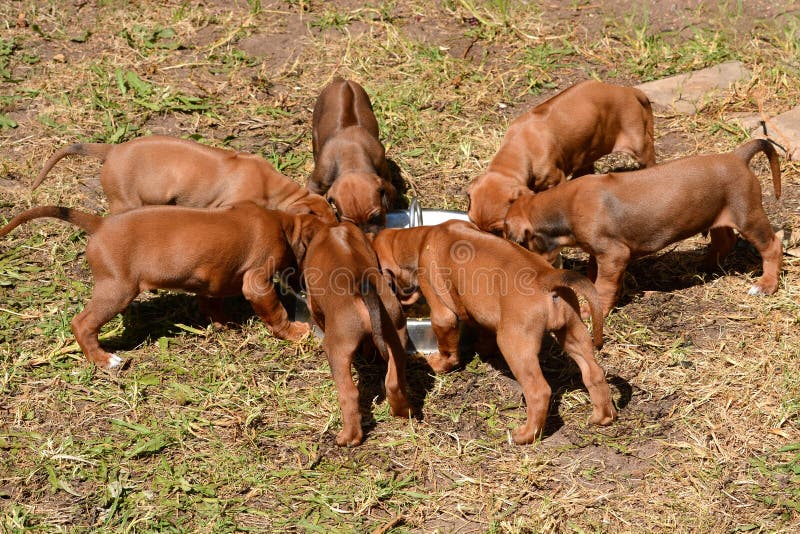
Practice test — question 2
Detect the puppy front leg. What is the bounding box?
[196,296,228,329]
[593,250,630,316]
[242,270,309,341]
[427,305,461,373]
[702,227,737,271]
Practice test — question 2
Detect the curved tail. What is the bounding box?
[360,277,405,361]
[541,269,604,348]
[0,206,103,238]
[734,139,781,199]
[32,143,113,190]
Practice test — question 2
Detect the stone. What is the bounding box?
[749,106,800,161]
[729,105,800,160]
[636,61,751,114]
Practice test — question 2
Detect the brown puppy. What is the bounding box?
[308,77,396,234]
[33,135,337,223]
[0,202,323,368]
[372,221,616,444]
[504,139,783,316]
[468,80,656,234]
[302,222,411,446]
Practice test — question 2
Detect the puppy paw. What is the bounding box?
[91,352,124,369]
[335,428,363,447]
[579,303,591,321]
[748,280,778,296]
[389,401,413,419]
[425,352,459,374]
[511,424,543,445]
[285,321,311,341]
[107,353,124,369]
[589,404,617,426]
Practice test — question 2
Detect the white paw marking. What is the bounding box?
[748,285,764,296]
[107,354,123,368]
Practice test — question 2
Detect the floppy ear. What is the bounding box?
[377,177,397,212]
[509,186,533,204]
[287,214,324,266]
[303,193,337,225]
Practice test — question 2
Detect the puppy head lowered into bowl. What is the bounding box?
[466,171,528,236]
[372,227,424,306]
[326,172,397,235]
[504,190,569,264]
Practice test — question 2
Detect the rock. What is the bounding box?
[730,105,800,160]
[636,61,751,114]
[751,106,800,161]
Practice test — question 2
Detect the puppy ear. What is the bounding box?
[509,186,532,204]
[288,214,323,265]
[376,177,396,212]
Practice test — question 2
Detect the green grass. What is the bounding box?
[2,0,800,531]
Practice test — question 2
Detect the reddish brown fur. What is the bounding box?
[372,221,616,444]
[504,139,783,316]
[468,80,656,234]
[0,202,324,368]
[33,135,336,224]
[301,223,411,446]
[308,77,396,234]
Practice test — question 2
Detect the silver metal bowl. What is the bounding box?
[279,199,470,353]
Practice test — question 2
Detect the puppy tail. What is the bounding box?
[541,269,604,348]
[32,143,113,190]
[360,277,404,362]
[734,139,781,199]
[0,206,103,238]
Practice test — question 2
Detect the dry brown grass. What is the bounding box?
[1,1,799,532]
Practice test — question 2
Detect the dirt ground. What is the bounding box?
[1,1,799,532]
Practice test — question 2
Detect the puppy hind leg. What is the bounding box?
[634,135,656,168]
[739,215,782,295]
[324,335,364,446]
[71,281,138,368]
[495,326,550,444]
[553,308,616,426]
[383,340,412,418]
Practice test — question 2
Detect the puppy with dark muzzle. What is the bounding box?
[504,139,783,316]
[308,77,396,235]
